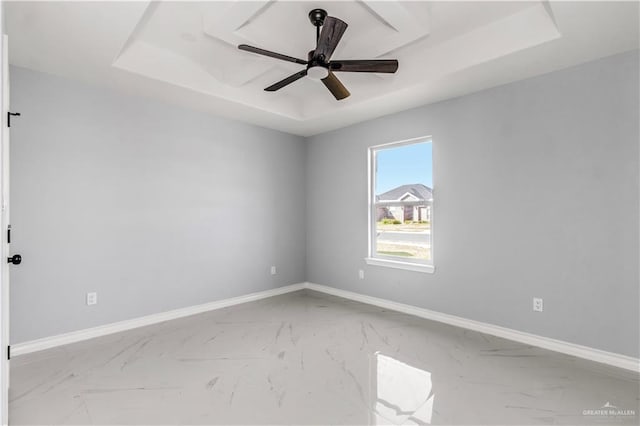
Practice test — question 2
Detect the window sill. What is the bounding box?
[365,257,435,274]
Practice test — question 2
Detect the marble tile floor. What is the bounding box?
[9,290,640,425]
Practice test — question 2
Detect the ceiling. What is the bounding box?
[5,1,639,136]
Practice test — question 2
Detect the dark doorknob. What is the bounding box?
[7,254,21,265]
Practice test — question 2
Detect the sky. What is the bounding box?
[376,141,432,194]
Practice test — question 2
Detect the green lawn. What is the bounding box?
[377,222,430,232]
[378,251,413,257]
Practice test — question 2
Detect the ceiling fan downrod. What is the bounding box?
[308,8,328,44]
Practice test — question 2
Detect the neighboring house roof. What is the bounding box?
[377,184,433,201]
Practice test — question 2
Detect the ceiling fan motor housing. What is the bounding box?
[306,50,329,79]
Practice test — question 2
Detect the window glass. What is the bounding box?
[371,140,433,265]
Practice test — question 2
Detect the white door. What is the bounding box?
[1,33,11,426]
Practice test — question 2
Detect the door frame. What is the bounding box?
[0,11,10,424]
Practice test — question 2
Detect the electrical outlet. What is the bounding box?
[358,269,365,280]
[271,266,277,275]
[533,297,543,312]
[86,292,98,306]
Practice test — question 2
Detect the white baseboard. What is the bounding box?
[12,281,639,373]
[11,283,305,357]
[303,282,639,373]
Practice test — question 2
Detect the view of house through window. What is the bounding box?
[370,138,433,265]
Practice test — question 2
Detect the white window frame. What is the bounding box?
[366,136,435,274]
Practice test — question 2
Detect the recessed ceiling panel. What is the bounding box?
[112,0,560,120]
[7,1,638,135]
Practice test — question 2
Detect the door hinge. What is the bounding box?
[7,111,20,127]
[7,225,11,244]
[7,345,10,360]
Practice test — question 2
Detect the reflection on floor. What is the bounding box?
[9,290,640,425]
[375,353,435,424]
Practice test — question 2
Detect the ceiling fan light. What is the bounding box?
[307,66,329,80]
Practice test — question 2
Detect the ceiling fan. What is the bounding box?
[238,8,399,101]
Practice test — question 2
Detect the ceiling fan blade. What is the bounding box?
[321,72,350,100]
[330,59,398,73]
[313,16,348,61]
[265,70,308,92]
[238,44,307,65]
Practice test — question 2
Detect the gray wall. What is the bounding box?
[10,50,639,358]
[306,50,640,358]
[10,67,307,343]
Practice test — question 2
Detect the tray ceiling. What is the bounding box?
[5,1,639,136]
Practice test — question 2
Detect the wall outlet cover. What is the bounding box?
[86,292,98,306]
[533,297,543,312]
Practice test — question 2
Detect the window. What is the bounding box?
[367,137,434,273]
